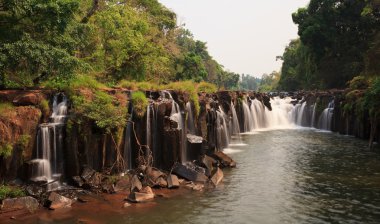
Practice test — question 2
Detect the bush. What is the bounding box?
[118,80,137,90]
[197,82,217,93]
[0,185,26,200]
[17,135,31,149]
[0,143,13,158]
[347,76,369,90]
[0,102,15,118]
[131,91,148,118]
[164,81,200,116]
[364,77,380,117]
[39,99,50,116]
[78,91,128,133]
[136,82,160,91]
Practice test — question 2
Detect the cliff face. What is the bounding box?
[0,89,378,183]
[0,91,50,180]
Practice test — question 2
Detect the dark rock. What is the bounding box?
[130,175,142,192]
[167,174,180,189]
[210,167,224,186]
[146,167,165,183]
[101,182,116,194]
[114,177,130,192]
[199,155,217,177]
[127,186,154,203]
[46,192,73,210]
[26,185,44,198]
[1,196,39,213]
[80,167,96,183]
[72,176,84,187]
[172,162,208,183]
[211,151,236,168]
[187,134,203,161]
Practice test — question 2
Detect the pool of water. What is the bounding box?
[27,129,380,223]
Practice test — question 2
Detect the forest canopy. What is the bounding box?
[0,0,240,89]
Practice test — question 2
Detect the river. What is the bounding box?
[30,128,380,224]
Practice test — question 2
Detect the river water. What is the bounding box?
[26,128,380,224]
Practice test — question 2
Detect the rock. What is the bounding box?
[80,167,96,183]
[184,182,204,191]
[12,93,42,106]
[155,177,167,188]
[1,196,39,213]
[167,174,180,189]
[199,155,217,177]
[46,192,73,210]
[211,151,237,168]
[130,175,142,192]
[172,162,208,183]
[101,182,115,194]
[72,176,84,187]
[127,186,155,203]
[187,134,203,161]
[123,202,132,208]
[25,185,44,198]
[114,178,130,192]
[146,167,165,182]
[210,168,224,186]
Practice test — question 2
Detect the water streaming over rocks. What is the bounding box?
[30,93,68,189]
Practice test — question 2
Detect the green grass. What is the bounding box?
[197,81,217,93]
[0,185,26,200]
[164,81,200,116]
[131,91,148,118]
[0,102,15,117]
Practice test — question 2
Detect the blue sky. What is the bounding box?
[159,0,309,77]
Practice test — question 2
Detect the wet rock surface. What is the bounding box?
[45,192,73,210]
[1,196,39,213]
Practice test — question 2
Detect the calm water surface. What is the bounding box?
[36,129,380,223]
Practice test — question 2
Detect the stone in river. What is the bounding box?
[127,186,155,203]
[210,167,224,186]
[167,174,180,189]
[211,151,237,168]
[172,162,208,183]
[46,192,73,210]
[1,196,39,213]
[130,175,143,192]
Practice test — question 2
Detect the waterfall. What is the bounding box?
[146,103,152,163]
[250,99,265,129]
[186,102,196,135]
[30,93,68,189]
[123,109,133,170]
[264,97,294,129]
[311,103,317,128]
[164,91,186,163]
[242,100,253,132]
[230,102,240,138]
[318,100,334,130]
[216,108,229,150]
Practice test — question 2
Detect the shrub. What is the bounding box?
[164,81,200,116]
[136,82,160,91]
[131,91,148,118]
[0,185,26,200]
[0,102,15,118]
[347,76,369,90]
[0,143,13,158]
[17,135,31,149]
[39,99,50,116]
[197,82,217,93]
[118,80,137,90]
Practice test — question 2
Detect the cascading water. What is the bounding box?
[264,97,294,129]
[216,108,230,150]
[242,100,254,132]
[163,91,186,163]
[186,102,196,135]
[123,109,133,170]
[311,103,317,128]
[318,100,334,130]
[250,99,266,129]
[30,94,68,189]
[146,103,152,164]
[229,103,242,143]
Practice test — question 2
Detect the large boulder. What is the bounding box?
[210,167,224,186]
[46,192,73,210]
[1,196,39,213]
[12,93,43,106]
[211,151,236,168]
[172,162,208,183]
[166,174,180,189]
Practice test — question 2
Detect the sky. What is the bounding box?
[159,0,310,77]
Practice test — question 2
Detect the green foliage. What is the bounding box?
[136,82,160,91]
[364,77,380,117]
[0,102,15,117]
[240,75,261,91]
[118,80,138,90]
[165,81,200,115]
[16,135,31,150]
[278,0,380,90]
[131,91,149,118]
[259,71,280,92]
[197,82,217,93]
[0,185,26,200]
[39,99,50,116]
[348,76,369,90]
[0,143,13,158]
[77,91,127,133]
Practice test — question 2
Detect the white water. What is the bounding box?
[216,108,230,150]
[318,100,334,130]
[186,102,196,135]
[31,94,68,189]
